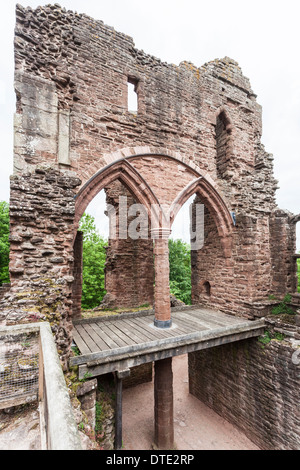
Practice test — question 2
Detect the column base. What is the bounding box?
[154,319,172,329]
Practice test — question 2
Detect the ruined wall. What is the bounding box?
[1,168,80,368]
[188,329,300,450]
[270,210,298,295]
[5,4,297,355]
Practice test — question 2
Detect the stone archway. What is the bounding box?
[72,149,234,328]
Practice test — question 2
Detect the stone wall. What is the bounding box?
[188,323,300,450]
[6,3,298,355]
[123,363,153,389]
[1,168,81,368]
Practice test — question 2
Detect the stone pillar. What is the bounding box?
[154,357,174,449]
[152,229,171,328]
[76,378,98,431]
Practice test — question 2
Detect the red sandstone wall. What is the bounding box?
[188,335,300,450]
[8,3,297,333]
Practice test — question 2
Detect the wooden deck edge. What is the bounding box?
[77,326,266,379]
[70,318,265,367]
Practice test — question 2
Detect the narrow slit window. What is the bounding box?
[127,78,138,114]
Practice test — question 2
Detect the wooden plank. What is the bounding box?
[192,308,244,325]
[173,316,209,334]
[73,328,92,355]
[83,324,111,351]
[173,311,217,331]
[175,309,241,329]
[99,322,133,348]
[103,321,136,347]
[90,323,120,350]
[75,325,99,353]
[94,319,143,346]
[172,312,207,329]
[116,318,149,343]
[137,316,192,339]
[174,309,224,326]
[122,317,163,342]
[122,318,168,343]
[136,316,177,338]
[130,316,193,340]
[111,319,152,345]
[137,315,193,337]
[125,316,189,341]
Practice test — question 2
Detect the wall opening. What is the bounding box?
[76,190,108,314]
[203,281,211,297]
[127,78,138,114]
[216,111,232,179]
[169,196,195,306]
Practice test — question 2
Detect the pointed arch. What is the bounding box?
[169,176,234,257]
[74,159,160,237]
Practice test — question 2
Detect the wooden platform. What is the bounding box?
[69,306,265,379]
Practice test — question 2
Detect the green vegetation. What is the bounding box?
[271,293,295,316]
[0,201,9,285]
[95,401,104,441]
[79,213,108,310]
[0,202,194,308]
[79,215,193,309]
[168,238,191,305]
[258,329,285,348]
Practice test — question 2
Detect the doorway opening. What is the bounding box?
[169,196,195,306]
[78,189,108,312]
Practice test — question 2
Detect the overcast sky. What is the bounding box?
[0,0,299,246]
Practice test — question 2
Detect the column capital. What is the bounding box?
[151,227,171,239]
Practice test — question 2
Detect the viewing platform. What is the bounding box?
[70,306,265,378]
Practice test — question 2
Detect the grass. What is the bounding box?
[271,294,295,316]
[258,329,285,348]
[81,304,152,319]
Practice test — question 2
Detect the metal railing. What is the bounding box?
[0,322,82,450]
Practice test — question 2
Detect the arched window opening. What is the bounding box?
[203,281,211,297]
[216,110,232,179]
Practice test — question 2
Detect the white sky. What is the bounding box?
[0,0,299,246]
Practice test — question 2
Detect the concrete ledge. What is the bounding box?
[39,322,82,450]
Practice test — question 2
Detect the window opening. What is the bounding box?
[127,78,138,114]
[203,281,211,297]
[216,111,232,179]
